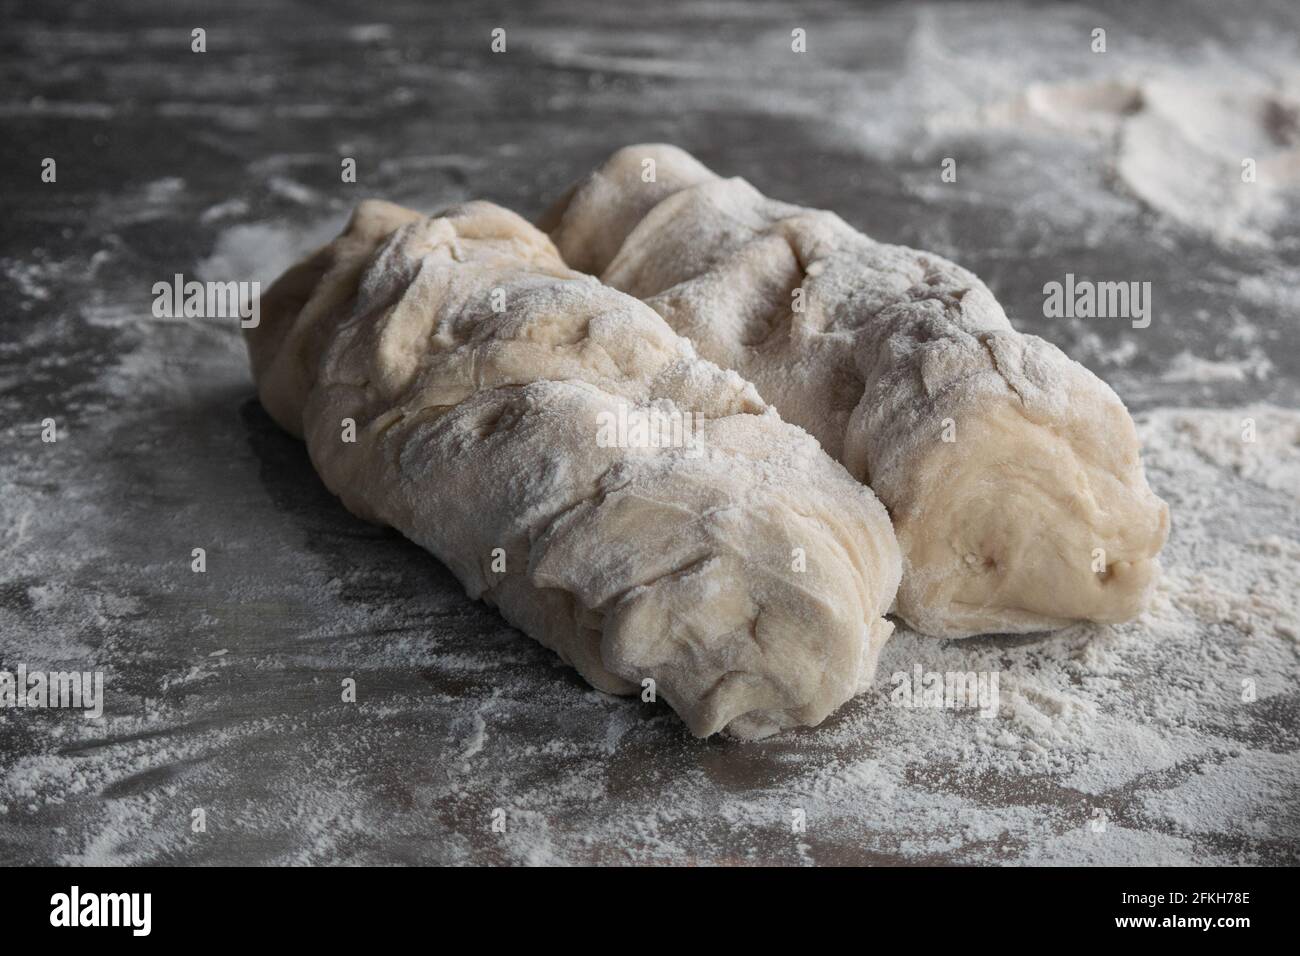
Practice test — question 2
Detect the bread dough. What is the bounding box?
[545,145,1170,638]
[246,199,901,737]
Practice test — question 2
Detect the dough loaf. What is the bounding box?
[246,199,901,737]
[545,145,1170,638]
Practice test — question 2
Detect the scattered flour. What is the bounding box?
[2,400,1295,864]
[1160,349,1274,383]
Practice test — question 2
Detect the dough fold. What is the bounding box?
[545,145,1170,638]
[247,199,901,737]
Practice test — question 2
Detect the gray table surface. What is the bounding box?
[1,0,1298,865]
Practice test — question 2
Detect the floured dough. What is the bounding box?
[246,199,901,737]
[545,145,1170,638]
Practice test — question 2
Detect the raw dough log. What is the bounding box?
[246,199,901,738]
[545,145,1170,638]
